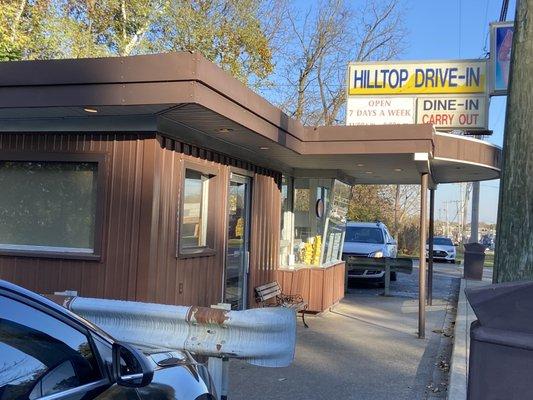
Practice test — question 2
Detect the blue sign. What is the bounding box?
[491,23,514,95]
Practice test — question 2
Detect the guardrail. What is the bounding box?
[59,296,296,368]
[344,256,414,295]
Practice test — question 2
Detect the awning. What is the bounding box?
[0,52,501,185]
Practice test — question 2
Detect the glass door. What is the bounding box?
[224,173,251,310]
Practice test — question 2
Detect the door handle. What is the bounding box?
[245,251,250,274]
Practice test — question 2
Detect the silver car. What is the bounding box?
[342,221,398,282]
[0,280,216,400]
[426,236,456,263]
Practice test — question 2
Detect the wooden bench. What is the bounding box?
[255,282,309,328]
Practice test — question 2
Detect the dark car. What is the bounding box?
[0,280,216,400]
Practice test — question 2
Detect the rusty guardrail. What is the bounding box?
[56,296,296,368]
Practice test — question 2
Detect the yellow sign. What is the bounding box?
[348,60,487,95]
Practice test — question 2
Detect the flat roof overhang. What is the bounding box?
[0,53,501,185]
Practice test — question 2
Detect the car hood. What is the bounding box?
[343,242,384,255]
[426,244,456,252]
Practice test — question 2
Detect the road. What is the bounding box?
[229,262,476,400]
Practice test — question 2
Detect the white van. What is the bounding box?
[342,221,398,282]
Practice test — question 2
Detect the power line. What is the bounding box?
[499,0,510,21]
[480,0,492,56]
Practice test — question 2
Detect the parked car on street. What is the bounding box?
[426,236,456,263]
[342,221,398,283]
[0,280,216,400]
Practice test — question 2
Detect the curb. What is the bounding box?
[447,279,489,400]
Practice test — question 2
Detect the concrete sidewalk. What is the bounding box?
[229,264,461,400]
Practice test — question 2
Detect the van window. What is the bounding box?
[345,227,384,244]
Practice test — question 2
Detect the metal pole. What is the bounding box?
[428,188,435,306]
[470,181,480,243]
[419,173,428,339]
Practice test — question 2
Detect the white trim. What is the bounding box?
[0,244,93,253]
[432,156,501,172]
[348,58,487,66]
[435,131,502,150]
[38,379,109,400]
[414,152,429,161]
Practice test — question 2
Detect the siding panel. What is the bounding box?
[248,173,281,307]
[0,132,282,308]
[0,132,149,300]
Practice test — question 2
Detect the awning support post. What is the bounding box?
[419,173,428,339]
[428,188,435,306]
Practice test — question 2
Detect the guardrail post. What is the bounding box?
[384,262,391,296]
[208,303,231,399]
[208,356,229,400]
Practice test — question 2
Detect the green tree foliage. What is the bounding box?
[348,185,392,223]
[0,0,273,83]
[348,185,421,255]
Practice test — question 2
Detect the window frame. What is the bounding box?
[0,292,112,399]
[0,152,107,261]
[177,160,218,259]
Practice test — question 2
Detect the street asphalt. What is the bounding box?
[228,262,476,400]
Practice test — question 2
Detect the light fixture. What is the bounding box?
[394,168,403,172]
[357,163,365,167]
[260,146,269,150]
[215,127,234,133]
[83,107,98,113]
[365,171,373,174]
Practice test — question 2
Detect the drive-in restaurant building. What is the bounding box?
[0,53,500,314]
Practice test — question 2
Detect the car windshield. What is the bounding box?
[429,238,454,246]
[345,227,384,244]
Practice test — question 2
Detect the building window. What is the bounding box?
[178,167,215,257]
[280,176,294,266]
[0,155,104,259]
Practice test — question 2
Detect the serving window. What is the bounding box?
[0,153,105,260]
[282,178,351,267]
[178,163,217,257]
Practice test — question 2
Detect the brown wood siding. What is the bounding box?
[152,136,282,308]
[0,132,282,308]
[140,140,228,306]
[276,262,345,313]
[248,173,281,307]
[0,132,153,300]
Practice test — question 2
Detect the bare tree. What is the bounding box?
[268,0,406,125]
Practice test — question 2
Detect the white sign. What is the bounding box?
[416,95,487,129]
[346,97,415,126]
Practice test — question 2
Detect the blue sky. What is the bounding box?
[288,0,515,223]
[400,0,515,224]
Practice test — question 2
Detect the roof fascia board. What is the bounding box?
[0,115,157,132]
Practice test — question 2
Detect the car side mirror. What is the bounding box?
[388,240,397,245]
[112,342,154,388]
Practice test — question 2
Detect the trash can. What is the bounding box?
[463,242,486,280]
[466,281,533,400]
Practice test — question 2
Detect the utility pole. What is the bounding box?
[470,181,480,243]
[494,0,533,282]
[462,183,471,243]
[470,0,510,245]
[444,201,450,237]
